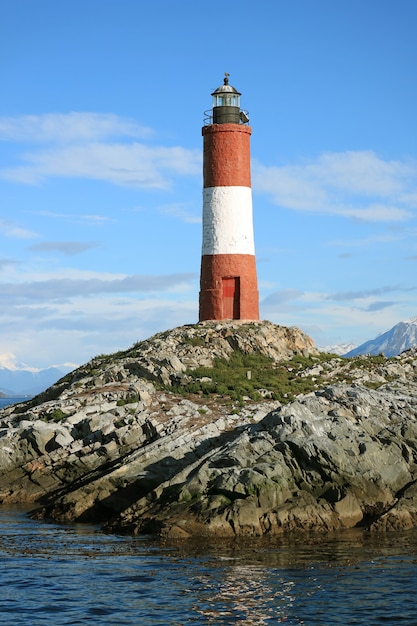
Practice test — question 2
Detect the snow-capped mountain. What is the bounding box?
[319,343,357,356]
[344,316,417,358]
[0,353,77,397]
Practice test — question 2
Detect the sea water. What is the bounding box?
[0,506,416,625]
[0,398,30,410]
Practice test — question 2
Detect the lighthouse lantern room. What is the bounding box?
[211,76,241,124]
[199,74,260,322]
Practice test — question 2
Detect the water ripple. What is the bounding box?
[1,506,417,624]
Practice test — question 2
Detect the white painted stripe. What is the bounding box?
[202,186,255,255]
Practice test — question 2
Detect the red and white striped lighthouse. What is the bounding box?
[199,74,259,322]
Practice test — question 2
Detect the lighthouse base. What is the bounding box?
[199,254,259,321]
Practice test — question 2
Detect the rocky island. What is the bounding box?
[0,320,416,538]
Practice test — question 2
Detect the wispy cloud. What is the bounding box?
[0,296,198,368]
[0,258,18,270]
[329,231,407,248]
[253,151,417,222]
[36,210,110,223]
[0,112,152,143]
[364,301,396,312]
[0,272,198,305]
[1,142,201,187]
[159,203,201,224]
[261,289,304,307]
[28,241,101,256]
[0,113,201,188]
[259,288,416,352]
[326,285,417,302]
[0,219,38,239]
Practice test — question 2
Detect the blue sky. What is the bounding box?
[1,0,416,368]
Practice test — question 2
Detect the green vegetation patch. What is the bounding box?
[116,394,140,406]
[42,408,68,422]
[183,336,206,347]
[347,354,388,369]
[170,351,336,405]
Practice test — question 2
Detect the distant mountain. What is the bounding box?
[344,316,417,358]
[0,354,76,396]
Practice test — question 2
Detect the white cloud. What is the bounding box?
[261,289,304,308]
[36,210,111,223]
[329,231,407,248]
[0,352,23,370]
[0,112,201,188]
[0,219,38,239]
[261,290,414,349]
[0,112,152,143]
[0,258,18,270]
[1,142,201,188]
[159,203,201,224]
[253,151,417,222]
[326,285,417,302]
[306,151,414,196]
[0,297,198,369]
[341,204,411,221]
[0,272,198,305]
[28,241,101,256]
[0,262,199,367]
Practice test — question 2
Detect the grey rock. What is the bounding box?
[1,322,417,538]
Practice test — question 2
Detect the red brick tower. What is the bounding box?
[199,74,259,321]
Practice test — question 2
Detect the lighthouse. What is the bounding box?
[199,74,260,322]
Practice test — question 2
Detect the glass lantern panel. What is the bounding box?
[212,94,240,107]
